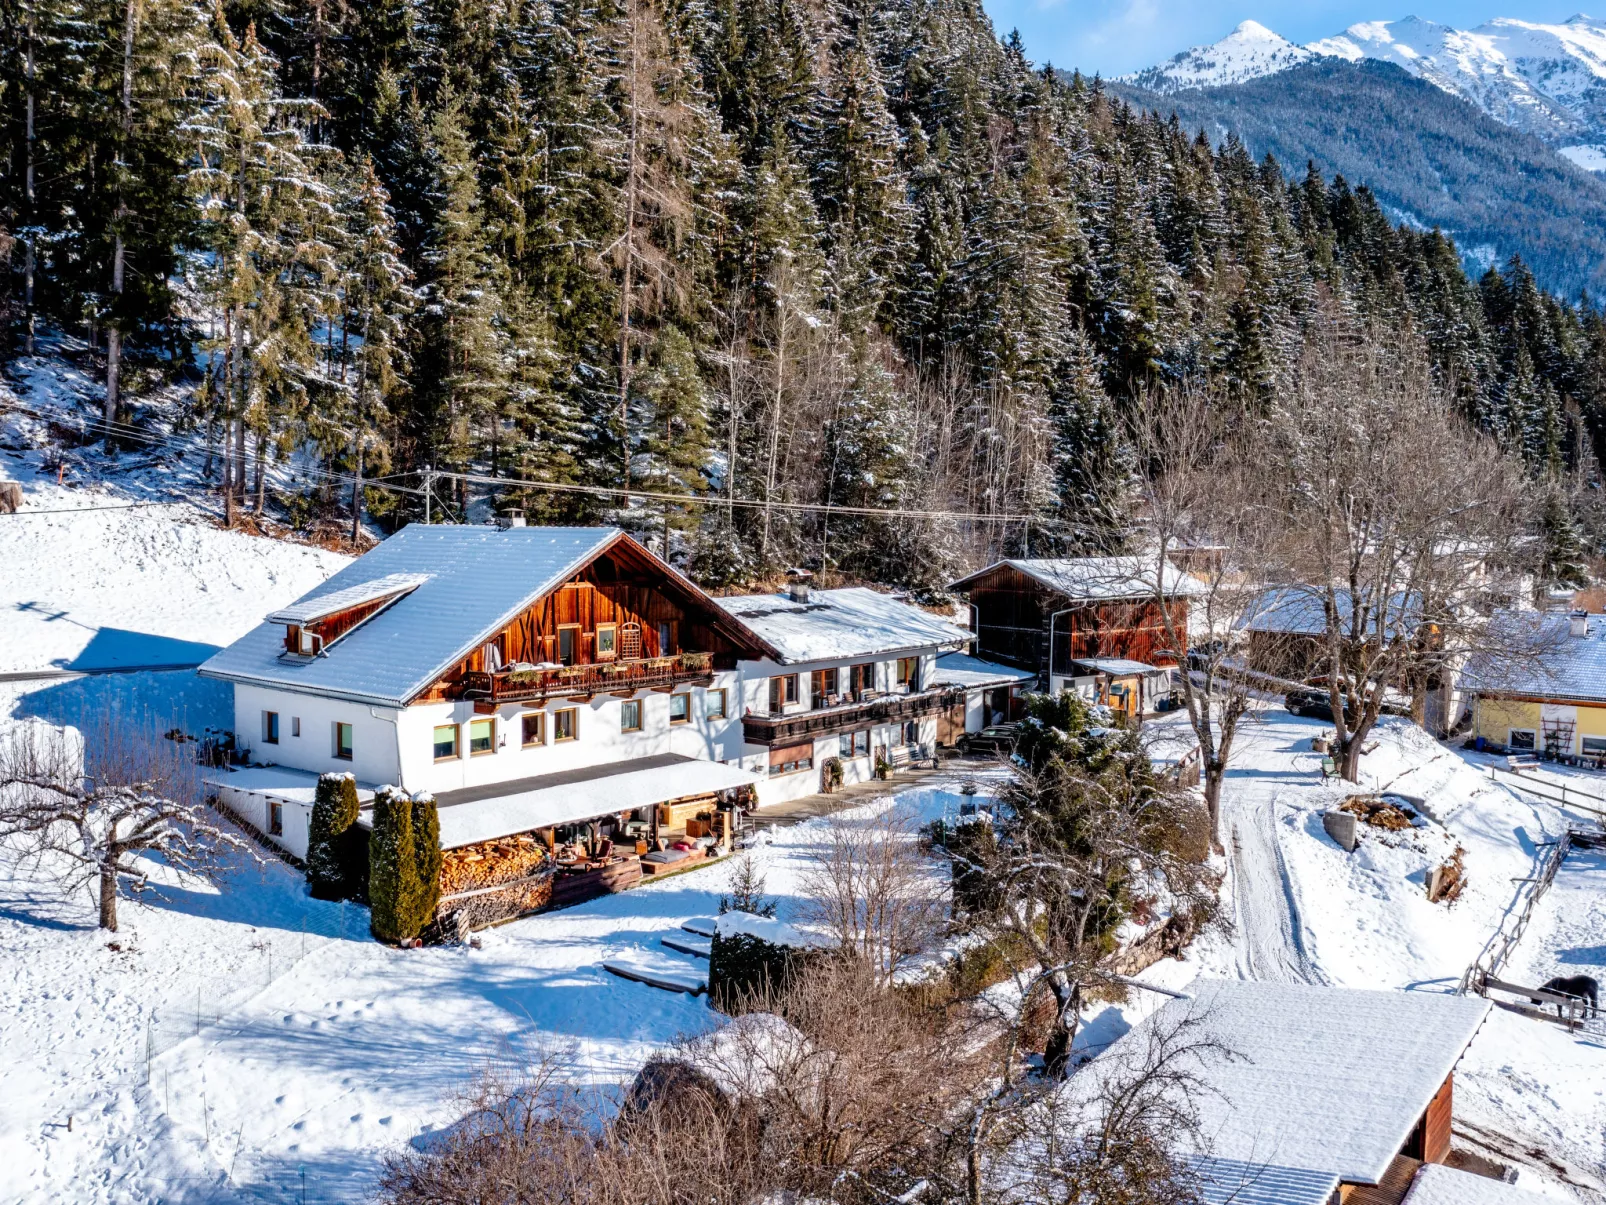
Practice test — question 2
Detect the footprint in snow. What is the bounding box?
[379,1116,393,1126]
[350,1114,363,1124]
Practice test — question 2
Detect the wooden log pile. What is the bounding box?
[441,833,549,895]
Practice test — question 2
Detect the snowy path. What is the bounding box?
[1229,795,1323,983]
[1210,712,1327,984]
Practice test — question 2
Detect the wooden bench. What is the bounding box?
[1506,754,1540,772]
[889,744,938,771]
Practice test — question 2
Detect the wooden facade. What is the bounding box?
[960,564,1188,677]
[412,537,769,704]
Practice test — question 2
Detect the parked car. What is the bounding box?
[1284,689,1410,722]
[957,724,1019,756]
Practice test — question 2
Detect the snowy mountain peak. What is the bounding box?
[1121,20,1311,94]
[1123,13,1606,170]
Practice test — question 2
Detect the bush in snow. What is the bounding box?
[410,791,442,933]
[708,912,825,1014]
[307,772,362,899]
[369,786,421,942]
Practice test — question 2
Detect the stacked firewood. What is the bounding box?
[441,833,550,895]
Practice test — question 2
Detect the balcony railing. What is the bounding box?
[743,687,963,746]
[459,652,715,704]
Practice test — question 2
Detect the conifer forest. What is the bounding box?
[4,0,1606,587]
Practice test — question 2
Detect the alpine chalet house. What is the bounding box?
[1465,609,1603,759]
[948,557,1205,718]
[716,573,1007,803]
[199,524,779,913]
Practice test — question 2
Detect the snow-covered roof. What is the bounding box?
[1240,586,1420,637]
[1071,657,1162,676]
[1401,1163,1553,1205]
[201,526,773,708]
[949,556,1207,601]
[265,572,431,625]
[931,651,1037,690]
[203,765,378,807]
[387,753,760,849]
[1078,979,1489,1203]
[715,587,970,664]
[1463,610,1602,703]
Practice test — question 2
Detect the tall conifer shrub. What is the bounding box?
[369,786,418,941]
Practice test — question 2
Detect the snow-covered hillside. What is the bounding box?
[1124,13,1606,169]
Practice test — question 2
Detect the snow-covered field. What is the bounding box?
[0,779,976,1204]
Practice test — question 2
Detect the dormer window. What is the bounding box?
[267,572,430,660]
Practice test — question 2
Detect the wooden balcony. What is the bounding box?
[458,652,716,704]
[743,688,963,746]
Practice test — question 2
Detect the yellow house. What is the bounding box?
[1469,611,1606,760]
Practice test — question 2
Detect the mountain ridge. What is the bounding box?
[1105,57,1606,297]
[1122,13,1606,166]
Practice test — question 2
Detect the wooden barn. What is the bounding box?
[948,557,1204,707]
[1081,979,1493,1205]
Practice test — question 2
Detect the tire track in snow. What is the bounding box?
[1229,795,1324,984]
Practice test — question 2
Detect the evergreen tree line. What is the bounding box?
[6,0,1606,587]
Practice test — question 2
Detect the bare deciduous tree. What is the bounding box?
[799,803,947,985]
[1128,385,1275,844]
[0,718,256,930]
[1259,324,1533,780]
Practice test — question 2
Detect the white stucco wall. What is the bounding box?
[232,684,403,787]
[214,782,314,861]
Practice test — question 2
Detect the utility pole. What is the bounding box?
[422,467,432,524]
[106,0,139,447]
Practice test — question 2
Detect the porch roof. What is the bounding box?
[368,754,760,849]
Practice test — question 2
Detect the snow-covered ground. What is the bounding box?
[0,782,978,1204]
[6,358,1606,1199]
[1096,709,1606,1200]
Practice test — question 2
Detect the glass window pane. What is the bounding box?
[705,690,726,719]
[1583,736,1606,754]
[522,714,543,746]
[622,701,641,731]
[433,724,457,759]
[469,719,494,754]
[555,710,576,740]
[670,694,689,722]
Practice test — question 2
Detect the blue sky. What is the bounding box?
[981,1,1587,78]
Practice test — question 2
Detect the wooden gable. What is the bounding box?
[412,534,771,703]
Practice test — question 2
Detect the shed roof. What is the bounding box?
[1239,586,1420,637]
[1076,979,1489,1205]
[1401,1164,1553,1205]
[265,572,431,625]
[1463,610,1601,704]
[1071,657,1162,676]
[200,526,777,708]
[715,587,971,664]
[948,556,1207,601]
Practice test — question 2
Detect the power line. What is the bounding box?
[3,400,1056,530]
[436,468,1061,527]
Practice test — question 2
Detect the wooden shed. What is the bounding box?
[948,557,1203,683]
